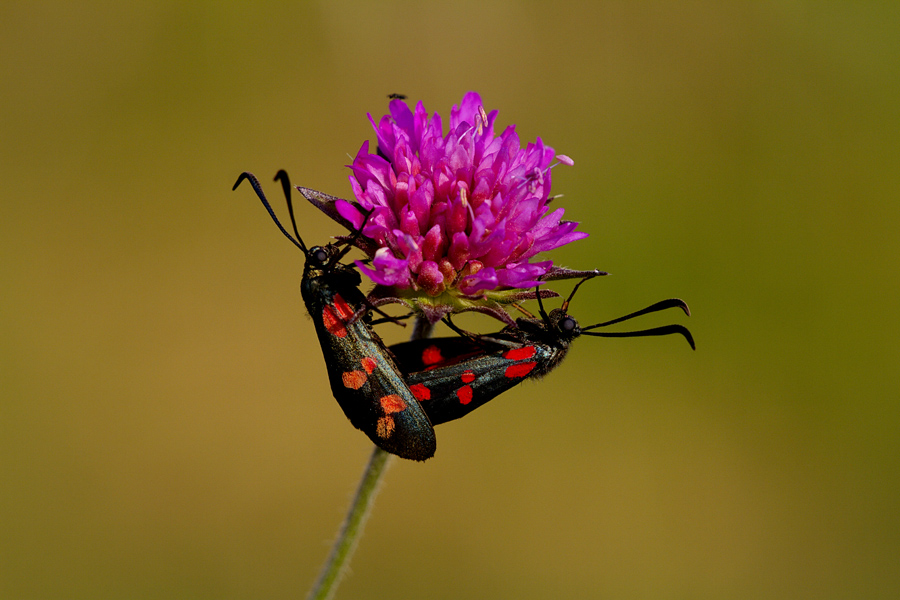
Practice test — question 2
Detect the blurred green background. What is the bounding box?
[2,3,898,599]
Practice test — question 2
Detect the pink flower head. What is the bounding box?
[334,92,587,298]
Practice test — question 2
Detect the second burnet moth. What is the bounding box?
[234,170,437,461]
[389,277,695,426]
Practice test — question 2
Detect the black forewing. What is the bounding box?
[304,275,436,461]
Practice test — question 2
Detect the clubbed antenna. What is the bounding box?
[273,170,307,254]
[581,299,695,349]
[233,172,307,254]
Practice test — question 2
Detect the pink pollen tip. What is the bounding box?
[557,154,574,166]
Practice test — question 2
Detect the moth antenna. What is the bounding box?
[330,206,376,266]
[511,302,536,319]
[582,324,695,350]
[535,285,550,322]
[233,172,306,254]
[560,275,594,312]
[581,298,690,330]
[273,170,307,254]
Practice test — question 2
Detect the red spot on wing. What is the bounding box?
[322,304,347,338]
[376,416,395,439]
[504,346,536,361]
[421,345,444,366]
[460,370,475,384]
[456,385,473,405]
[341,370,367,390]
[361,356,377,373]
[410,383,431,401]
[380,395,407,414]
[504,362,536,378]
[332,294,355,320]
[323,294,356,338]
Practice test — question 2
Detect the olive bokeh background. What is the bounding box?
[3,4,898,599]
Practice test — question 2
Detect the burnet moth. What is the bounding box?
[234,171,437,461]
[389,278,695,425]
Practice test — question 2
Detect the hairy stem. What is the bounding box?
[306,446,392,600]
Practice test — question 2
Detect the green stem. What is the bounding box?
[306,446,392,600]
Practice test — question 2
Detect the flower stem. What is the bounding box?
[306,446,392,600]
[306,317,430,600]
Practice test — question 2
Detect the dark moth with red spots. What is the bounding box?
[234,171,437,461]
[390,280,695,426]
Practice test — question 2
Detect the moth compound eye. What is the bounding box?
[560,316,578,332]
[311,247,329,265]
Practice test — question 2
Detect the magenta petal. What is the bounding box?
[408,181,433,232]
[394,232,423,272]
[356,247,410,287]
[497,261,552,288]
[335,199,365,231]
[416,260,445,296]
[422,224,445,262]
[451,92,483,130]
[448,232,469,270]
[458,267,498,295]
